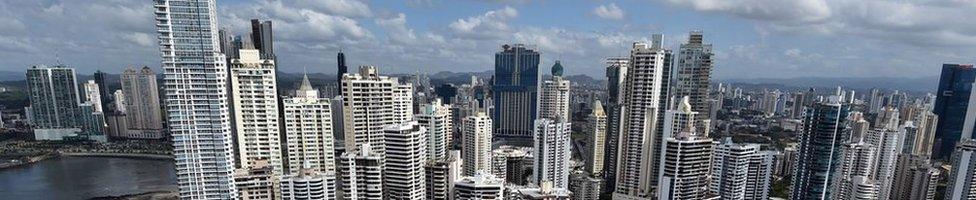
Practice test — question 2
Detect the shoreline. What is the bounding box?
[1,152,172,170]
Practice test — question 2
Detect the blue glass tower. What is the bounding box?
[933,64,976,160]
[492,44,540,141]
[790,97,850,200]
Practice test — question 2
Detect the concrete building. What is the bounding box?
[427,151,462,200]
[282,74,336,175]
[382,121,428,200]
[454,172,506,200]
[83,80,103,113]
[657,132,713,200]
[710,138,775,200]
[865,128,901,200]
[280,169,337,200]
[341,66,413,157]
[673,30,714,130]
[507,183,571,200]
[492,44,540,139]
[120,66,163,139]
[614,35,671,199]
[837,176,879,200]
[889,154,939,200]
[229,46,283,175]
[568,171,602,200]
[339,144,384,200]
[463,112,493,176]
[155,0,237,197]
[584,100,607,175]
[492,145,533,185]
[233,162,279,200]
[538,61,570,122]
[418,99,453,160]
[26,66,82,140]
[532,118,572,189]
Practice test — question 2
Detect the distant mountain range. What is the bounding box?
[718,76,940,93]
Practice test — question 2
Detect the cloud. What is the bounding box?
[592,3,625,20]
[449,6,518,39]
[122,33,154,47]
[296,0,372,18]
[375,13,418,44]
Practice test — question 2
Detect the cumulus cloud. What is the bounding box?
[375,13,418,44]
[592,3,625,20]
[449,6,518,39]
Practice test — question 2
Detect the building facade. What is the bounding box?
[493,44,540,139]
[383,121,428,200]
[229,47,283,174]
[341,66,413,156]
[934,64,976,160]
[790,96,850,200]
[463,112,493,176]
[282,74,336,175]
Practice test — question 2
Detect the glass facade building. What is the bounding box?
[492,44,540,140]
[790,97,850,200]
[933,64,976,160]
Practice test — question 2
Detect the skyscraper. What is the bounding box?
[280,168,336,200]
[673,30,714,131]
[339,144,384,200]
[493,44,540,140]
[454,172,505,200]
[889,154,939,200]
[417,99,453,160]
[531,118,572,189]
[614,36,671,199]
[341,66,413,156]
[790,96,850,200]
[934,63,976,160]
[229,46,283,175]
[250,19,273,59]
[585,100,607,175]
[83,80,103,113]
[93,70,112,113]
[463,112,493,176]
[426,151,462,200]
[657,131,713,200]
[710,138,775,200]
[382,121,428,200]
[538,61,570,121]
[26,66,81,130]
[121,66,164,139]
[946,139,976,199]
[154,0,237,198]
[337,51,347,85]
[865,128,901,200]
[283,74,336,175]
[602,57,628,194]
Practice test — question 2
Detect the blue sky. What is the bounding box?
[1,0,975,79]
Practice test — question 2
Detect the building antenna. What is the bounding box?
[55,49,63,66]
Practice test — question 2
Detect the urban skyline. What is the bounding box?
[5,1,976,200]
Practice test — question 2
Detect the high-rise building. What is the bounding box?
[426,151,462,200]
[229,46,283,175]
[26,65,81,131]
[585,101,607,175]
[934,64,976,160]
[602,57,628,194]
[889,154,939,200]
[836,176,879,200]
[454,172,505,200]
[341,66,413,156]
[154,0,237,198]
[280,168,337,200]
[282,74,336,175]
[531,118,571,189]
[491,145,533,185]
[710,138,775,200]
[493,44,540,139]
[864,128,901,200]
[914,111,939,156]
[463,112,493,176]
[233,162,278,200]
[383,121,428,200]
[93,70,112,113]
[249,19,273,59]
[657,132,713,200]
[833,141,876,198]
[113,90,126,113]
[337,51,347,85]
[673,30,714,129]
[83,80,103,113]
[339,144,384,200]
[418,99,453,160]
[78,103,107,142]
[120,66,164,139]
[614,36,671,199]
[946,139,976,199]
[538,61,570,121]
[790,96,850,200]
[568,171,602,200]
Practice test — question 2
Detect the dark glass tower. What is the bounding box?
[93,70,111,113]
[790,97,850,200]
[492,44,540,141]
[933,64,976,160]
[250,19,273,59]
[337,51,347,83]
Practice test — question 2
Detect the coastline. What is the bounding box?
[1,152,171,170]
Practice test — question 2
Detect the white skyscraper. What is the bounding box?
[657,132,713,200]
[154,0,236,198]
[427,151,462,200]
[283,74,336,175]
[673,31,714,130]
[832,141,876,199]
[585,100,607,175]
[463,112,493,176]
[865,128,902,200]
[615,36,670,199]
[532,118,572,189]
[418,99,453,160]
[113,90,126,114]
[341,66,413,156]
[946,139,976,200]
[383,121,428,200]
[454,172,506,200]
[837,176,879,200]
[83,80,103,113]
[710,138,775,200]
[340,144,384,200]
[538,61,571,122]
[229,46,282,175]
